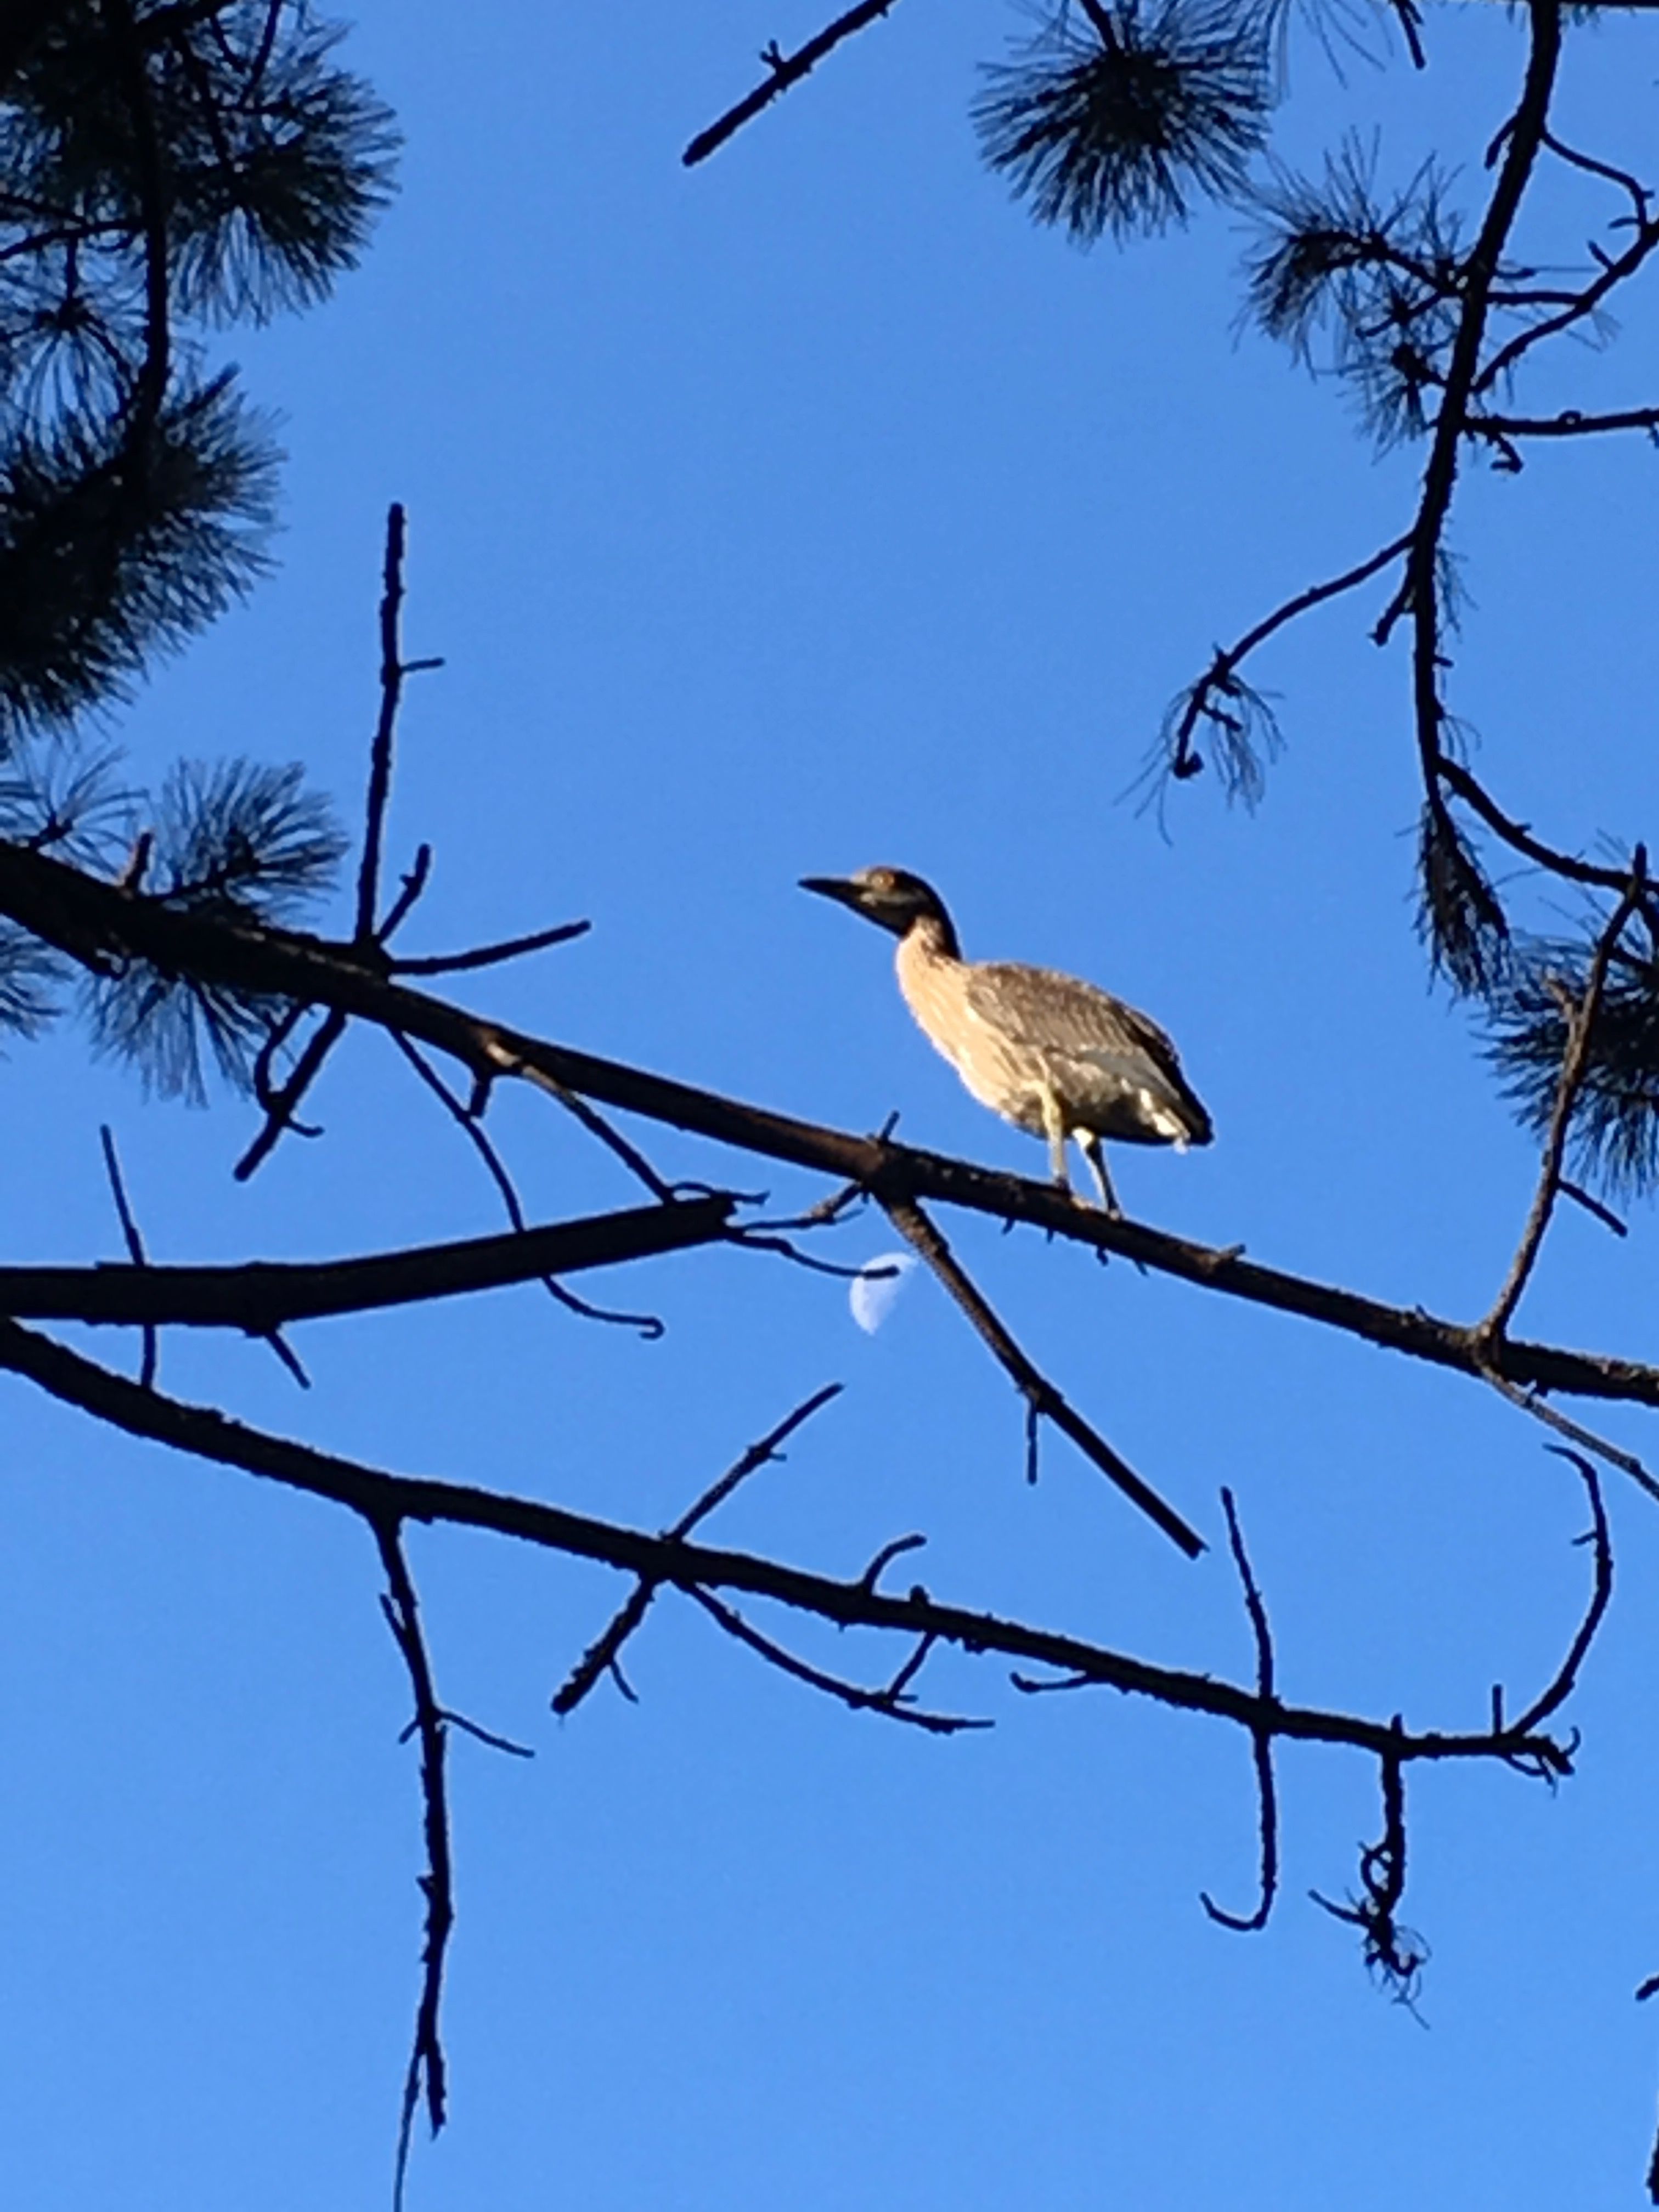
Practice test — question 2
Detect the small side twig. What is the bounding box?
[98,1124,156,1388]
[371,1516,453,2212]
[391,918,591,977]
[1200,1487,1279,1934]
[1509,1449,1612,1736]
[1312,1729,1427,2004]
[391,1030,667,1335]
[233,1006,348,1182]
[686,1583,989,1735]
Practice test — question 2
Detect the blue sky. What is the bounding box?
[4,3,1659,2205]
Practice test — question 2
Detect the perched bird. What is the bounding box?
[800,866,1211,1213]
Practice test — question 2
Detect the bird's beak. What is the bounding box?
[799,874,868,914]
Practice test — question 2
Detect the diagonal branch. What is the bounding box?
[683,0,902,168]
[552,1381,843,1716]
[882,1195,1204,1558]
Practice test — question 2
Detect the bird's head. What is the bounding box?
[799,866,954,943]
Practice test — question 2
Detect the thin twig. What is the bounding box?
[376,844,432,945]
[686,1584,989,1734]
[98,1124,156,1389]
[1510,1450,1612,1736]
[882,1195,1205,1558]
[390,1031,669,1334]
[1165,532,1412,782]
[391,918,591,977]
[233,1006,348,1182]
[1482,1370,1659,1509]
[683,0,902,167]
[1466,404,1659,442]
[1200,1488,1279,1934]
[371,1516,453,2212]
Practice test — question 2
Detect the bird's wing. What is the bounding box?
[962,962,1212,1137]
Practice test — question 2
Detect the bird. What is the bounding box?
[800,866,1211,1214]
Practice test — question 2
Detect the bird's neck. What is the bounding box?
[898,911,961,965]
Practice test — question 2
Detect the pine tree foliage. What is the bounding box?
[0,1,397,740]
[1487,921,1659,1199]
[974,1,1272,242]
[86,757,345,1099]
[1243,145,1466,445]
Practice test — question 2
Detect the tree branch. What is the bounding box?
[3,838,1659,1413]
[0,1195,736,1331]
[683,0,902,168]
[0,1314,1575,1776]
[882,1195,1205,1558]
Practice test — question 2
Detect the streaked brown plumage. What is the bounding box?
[800,866,1211,1213]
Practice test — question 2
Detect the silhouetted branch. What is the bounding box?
[683,0,901,168]
[391,918,591,977]
[686,1584,990,1734]
[1163,532,1412,786]
[98,1124,157,1389]
[0,1313,1577,1777]
[882,1194,1205,1558]
[1200,1487,1278,1933]
[1510,1450,1612,1736]
[1466,405,1659,442]
[552,1381,843,1717]
[356,503,410,943]
[0,1196,736,1331]
[1312,1730,1426,2001]
[389,1031,671,1335]
[4,838,1659,1415]
[1479,861,1647,1344]
[371,1516,452,2212]
[233,1005,347,1181]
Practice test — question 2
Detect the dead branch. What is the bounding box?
[683,0,902,168]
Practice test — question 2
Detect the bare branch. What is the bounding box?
[1200,1488,1279,1934]
[0,1197,736,1331]
[683,0,902,168]
[686,1584,990,1735]
[356,504,411,944]
[1479,861,1647,1344]
[391,919,591,977]
[552,1383,843,1717]
[371,1516,453,2211]
[0,1314,1577,1777]
[1510,1450,1612,1737]
[98,1125,156,1388]
[233,1006,347,1182]
[5,840,1659,1413]
[882,1194,1205,1558]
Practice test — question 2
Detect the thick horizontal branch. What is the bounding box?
[0,1314,1569,1774]
[0,1196,733,1333]
[2,842,1656,1411]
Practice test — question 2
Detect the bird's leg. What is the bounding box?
[1038,1087,1073,1193]
[1077,1131,1122,1217]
